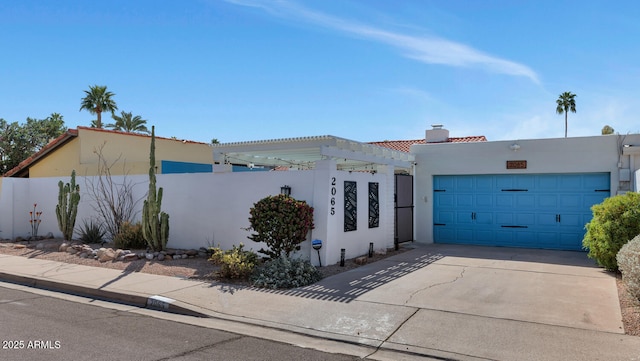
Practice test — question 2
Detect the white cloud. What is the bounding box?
[224,0,539,83]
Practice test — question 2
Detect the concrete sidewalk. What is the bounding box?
[1,244,639,361]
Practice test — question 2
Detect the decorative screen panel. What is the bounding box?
[344,181,357,232]
[369,182,379,228]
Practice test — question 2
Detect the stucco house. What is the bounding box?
[412,129,640,251]
[4,126,214,178]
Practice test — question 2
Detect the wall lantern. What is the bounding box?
[509,143,521,152]
[280,185,292,196]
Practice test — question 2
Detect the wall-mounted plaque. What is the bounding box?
[506,160,527,169]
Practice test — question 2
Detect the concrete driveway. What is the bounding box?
[312,243,631,360]
[352,244,623,333]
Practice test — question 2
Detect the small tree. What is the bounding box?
[56,170,80,241]
[248,194,314,259]
[583,192,640,271]
[141,126,169,251]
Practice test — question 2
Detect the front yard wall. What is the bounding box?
[0,163,392,267]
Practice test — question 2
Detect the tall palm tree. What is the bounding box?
[556,91,576,138]
[107,111,149,133]
[80,85,118,129]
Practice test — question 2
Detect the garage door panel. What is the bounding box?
[434,210,454,224]
[538,194,557,208]
[476,194,493,207]
[496,195,513,207]
[435,194,454,207]
[515,194,535,207]
[515,213,535,225]
[433,173,609,250]
[456,194,473,207]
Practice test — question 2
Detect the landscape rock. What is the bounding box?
[66,247,77,255]
[59,243,69,252]
[157,253,165,261]
[36,243,45,250]
[14,244,26,249]
[145,253,154,260]
[354,256,368,265]
[97,248,116,263]
[123,253,138,261]
[186,250,198,256]
[44,232,54,239]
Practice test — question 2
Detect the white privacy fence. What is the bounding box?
[0,160,395,266]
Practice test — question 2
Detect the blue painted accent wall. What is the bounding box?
[161,160,212,174]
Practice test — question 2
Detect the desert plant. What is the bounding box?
[28,203,43,241]
[56,170,80,241]
[77,219,106,244]
[583,192,640,271]
[84,143,143,241]
[247,194,314,259]
[142,126,169,251]
[251,255,322,289]
[617,234,640,300]
[113,221,146,249]
[208,244,258,279]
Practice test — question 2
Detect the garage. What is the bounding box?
[433,173,610,251]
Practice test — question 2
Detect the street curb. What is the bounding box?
[0,272,210,318]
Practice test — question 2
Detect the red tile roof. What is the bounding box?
[3,126,208,178]
[4,129,79,177]
[369,136,487,153]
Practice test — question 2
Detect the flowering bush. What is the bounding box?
[251,256,322,289]
[248,194,314,259]
[208,244,259,279]
[617,234,640,300]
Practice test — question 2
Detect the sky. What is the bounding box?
[1,0,639,144]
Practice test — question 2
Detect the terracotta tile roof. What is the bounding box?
[369,136,487,153]
[3,126,208,178]
[4,129,79,177]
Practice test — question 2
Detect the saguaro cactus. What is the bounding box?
[142,126,169,251]
[56,170,80,241]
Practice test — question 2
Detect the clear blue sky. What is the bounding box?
[2,0,639,144]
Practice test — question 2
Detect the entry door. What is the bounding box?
[395,174,414,246]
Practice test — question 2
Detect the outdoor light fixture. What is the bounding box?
[340,248,346,267]
[509,143,521,152]
[280,185,291,196]
[369,242,374,258]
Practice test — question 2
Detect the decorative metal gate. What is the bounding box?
[394,174,414,249]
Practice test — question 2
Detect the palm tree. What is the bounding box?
[556,91,576,138]
[80,85,118,129]
[107,111,149,133]
[601,125,614,135]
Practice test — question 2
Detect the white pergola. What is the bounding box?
[212,135,414,171]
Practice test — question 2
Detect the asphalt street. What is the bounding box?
[0,284,364,361]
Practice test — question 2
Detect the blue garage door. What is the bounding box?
[433,173,610,250]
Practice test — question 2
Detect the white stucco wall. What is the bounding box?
[0,165,392,267]
[412,134,640,244]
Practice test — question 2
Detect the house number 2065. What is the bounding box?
[330,177,336,215]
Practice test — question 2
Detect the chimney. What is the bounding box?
[426,124,449,143]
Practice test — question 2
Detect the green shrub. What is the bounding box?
[251,256,322,289]
[77,219,105,244]
[583,192,640,271]
[617,234,640,300]
[248,194,314,259]
[113,221,147,249]
[209,244,258,279]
